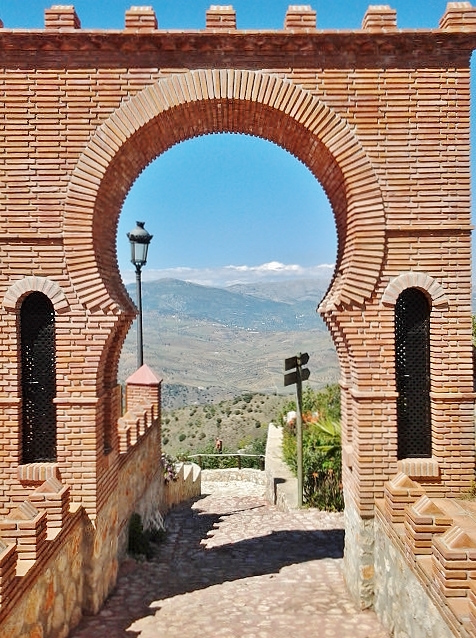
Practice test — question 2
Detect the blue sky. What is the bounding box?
[0,1,470,286]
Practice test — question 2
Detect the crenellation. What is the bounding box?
[44,5,81,30]
[28,478,70,531]
[284,5,317,30]
[125,6,158,31]
[362,5,397,31]
[0,501,47,562]
[440,1,476,30]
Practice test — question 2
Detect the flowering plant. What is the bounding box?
[161,453,178,483]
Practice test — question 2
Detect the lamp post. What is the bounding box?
[127,221,153,368]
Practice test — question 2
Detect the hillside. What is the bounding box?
[161,392,287,457]
[140,277,328,331]
[119,277,339,409]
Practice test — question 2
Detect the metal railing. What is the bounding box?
[188,453,265,471]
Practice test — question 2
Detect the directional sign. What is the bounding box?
[298,352,309,367]
[284,370,298,386]
[283,352,310,508]
[285,355,298,371]
[284,352,309,371]
[284,367,310,387]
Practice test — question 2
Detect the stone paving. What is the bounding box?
[69,480,390,638]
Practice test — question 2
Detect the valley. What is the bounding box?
[118,277,339,411]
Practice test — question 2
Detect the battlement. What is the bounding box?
[377,470,476,636]
[2,3,475,33]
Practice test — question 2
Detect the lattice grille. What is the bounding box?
[395,288,431,459]
[21,292,56,463]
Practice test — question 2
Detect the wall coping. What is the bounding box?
[264,423,298,511]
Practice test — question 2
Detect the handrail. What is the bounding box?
[187,453,265,470]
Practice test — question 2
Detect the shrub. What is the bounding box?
[280,385,343,511]
[128,513,153,559]
[128,512,166,560]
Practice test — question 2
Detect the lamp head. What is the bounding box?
[127,221,153,268]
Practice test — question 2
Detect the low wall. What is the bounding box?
[201,468,266,485]
[374,508,454,638]
[0,507,87,638]
[264,423,297,511]
[164,462,201,509]
[0,435,201,638]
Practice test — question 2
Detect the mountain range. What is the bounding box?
[139,277,329,332]
[119,277,339,408]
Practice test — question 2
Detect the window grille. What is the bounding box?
[395,287,431,459]
[21,292,56,463]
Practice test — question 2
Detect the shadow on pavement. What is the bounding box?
[138,497,342,631]
[71,494,345,637]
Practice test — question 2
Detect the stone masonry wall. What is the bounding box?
[374,512,455,638]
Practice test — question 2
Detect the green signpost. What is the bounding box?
[284,352,310,507]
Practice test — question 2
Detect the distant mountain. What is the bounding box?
[138,278,328,332]
[120,277,339,408]
[227,278,330,304]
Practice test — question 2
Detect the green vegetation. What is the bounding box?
[179,435,266,470]
[160,384,344,511]
[128,513,166,560]
[161,392,286,456]
[279,384,344,511]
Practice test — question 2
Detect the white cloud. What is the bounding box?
[121,262,334,287]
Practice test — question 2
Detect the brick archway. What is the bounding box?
[64,69,385,319]
[1,4,476,626]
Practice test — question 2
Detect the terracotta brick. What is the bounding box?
[0,6,473,617]
[205,5,237,30]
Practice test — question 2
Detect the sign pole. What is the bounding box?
[296,362,303,507]
[284,352,309,508]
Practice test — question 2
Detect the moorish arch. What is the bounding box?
[1,4,476,632]
[64,69,386,324]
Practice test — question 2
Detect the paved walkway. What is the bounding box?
[70,481,390,638]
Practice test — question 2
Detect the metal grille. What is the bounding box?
[395,288,431,459]
[21,292,56,463]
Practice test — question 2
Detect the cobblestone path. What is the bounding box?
[69,481,390,637]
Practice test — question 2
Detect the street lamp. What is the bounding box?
[127,221,153,368]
